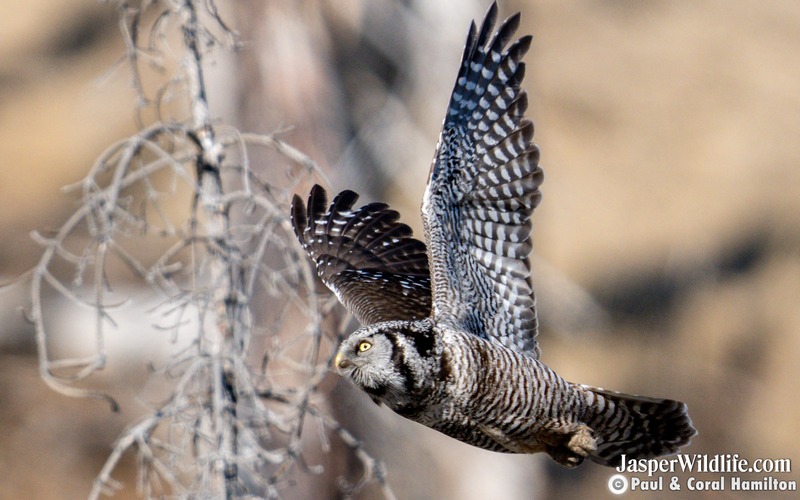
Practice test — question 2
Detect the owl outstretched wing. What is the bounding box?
[422,3,543,357]
[291,185,432,325]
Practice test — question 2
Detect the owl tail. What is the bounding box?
[581,385,697,467]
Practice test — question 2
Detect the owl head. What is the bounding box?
[333,319,436,406]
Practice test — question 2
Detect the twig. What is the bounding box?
[30,0,395,497]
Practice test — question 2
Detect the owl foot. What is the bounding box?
[567,426,597,457]
[546,425,597,468]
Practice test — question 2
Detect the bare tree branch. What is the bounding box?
[26,0,394,497]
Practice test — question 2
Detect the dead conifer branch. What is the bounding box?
[28,0,395,497]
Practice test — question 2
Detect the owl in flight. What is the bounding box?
[291,2,695,467]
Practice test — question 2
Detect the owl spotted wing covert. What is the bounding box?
[291,185,431,325]
[422,3,543,357]
[292,2,542,356]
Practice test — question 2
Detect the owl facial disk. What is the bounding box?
[332,331,403,395]
[334,335,376,374]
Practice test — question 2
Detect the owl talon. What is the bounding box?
[548,447,585,468]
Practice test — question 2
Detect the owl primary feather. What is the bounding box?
[291,1,696,468]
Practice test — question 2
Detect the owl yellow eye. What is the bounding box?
[358,340,372,353]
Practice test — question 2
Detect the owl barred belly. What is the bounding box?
[364,324,694,468]
[433,330,590,460]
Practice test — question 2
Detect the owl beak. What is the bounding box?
[334,351,351,370]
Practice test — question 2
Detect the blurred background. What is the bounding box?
[1,0,799,498]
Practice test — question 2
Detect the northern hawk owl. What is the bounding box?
[291,2,696,467]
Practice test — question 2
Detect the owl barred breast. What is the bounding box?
[292,2,695,468]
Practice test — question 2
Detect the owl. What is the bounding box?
[291,2,695,467]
